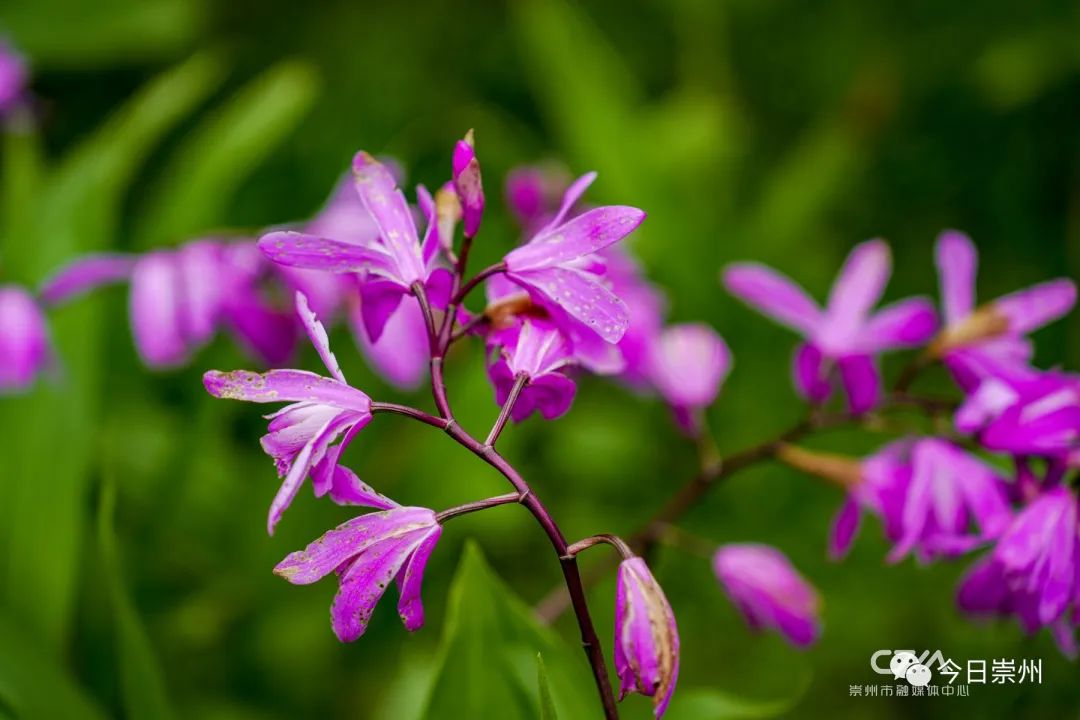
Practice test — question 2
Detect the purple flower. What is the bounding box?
[712,543,822,647]
[487,318,577,421]
[501,172,646,346]
[614,557,679,718]
[259,152,450,343]
[957,486,1079,657]
[41,241,296,368]
[204,294,375,534]
[956,369,1080,458]
[781,439,1011,562]
[0,285,51,391]
[648,323,731,433]
[275,503,442,642]
[603,247,666,388]
[505,163,573,236]
[723,240,937,413]
[452,130,484,238]
[932,231,1076,390]
[0,40,28,116]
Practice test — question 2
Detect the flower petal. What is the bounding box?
[538,171,597,233]
[722,263,821,336]
[352,151,426,284]
[860,297,937,351]
[397,525,443,631]
[130,252,187,367]
[203,369,371,410]
[295,291,346,382]
[824,239,891,339]
[349,293,429,390]
[837,353,879,414]
[828,498,862,560]
[792,343,831,403]
[509,266,629,343]
[274,506,436,584]
[935,230,978,325]
[259,231,397,277]
[39,253,136,305]
[995,278,1077,334]
[504,205,646,272]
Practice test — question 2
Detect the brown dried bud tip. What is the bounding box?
[484,293,540,329]
[928,304,1009,357]
[776,444,862,489]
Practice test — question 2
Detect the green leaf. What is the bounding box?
[0,611,107,720]
[663,680,808,720]
[98,477,175,720]
[536,654,558,720]
[421,542,596,720]
[0,124,45,265]
[135,60,320,247]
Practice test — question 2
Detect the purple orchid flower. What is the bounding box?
[487,317,577,422]
[501,171,646,347]
[824,438,1011,563]
[259,151,451,344]
[955,368,1080,458]
[957,485,1079,657]
[452,130,484,238]
[505,163,574,237]
[41,241,296,368]
[204,293,376,534]
[614,557,680,718]
[723,240,937,413]
[648,323,731,434]
[0,40,28,116]
[932,230,1076,390]
[603,247,667,388]
[712,543,822,647]
[0,285,51,391]
[275,503,442,642]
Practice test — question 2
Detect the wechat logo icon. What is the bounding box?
[882,650,933,686]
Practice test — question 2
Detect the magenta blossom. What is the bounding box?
[957,485,1079,657]
[603,247,666,387]
[501,172,646,346]
[452,130,484,238]
[824,438,1011,563]
[0,40,28,116]
[204,294,375,534]
[505,163,574,236]
[614,557,679,718]
[933,231,1076,390]
[41,241,296,368]
[487,317,577,422]
[275,503,442,642]
[956,369,1080,458]
[723,240,937,413]
[0,285,51,391]
[649,323,731,433]
[713,543,822,647]
[259,152,450,343]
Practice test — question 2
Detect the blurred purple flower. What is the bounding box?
[42,241,296,368]
[648,323,731,433]
[505,163,574,236]
[0,285,51,391]
[713,543,822,647]
[603,247,666,388]
[932,231,1076,390]
[259,151,450,343]
[501,172,646,346]
[452,130,484,238]
[614,557,679,718]
[487,317,577,421]
[825,438,1011,562]
[203,294,374,534]
[0,40,28,116]
[275,503,442,642]
[723,240,937,413]
[957,485,1079,657]
[956,369,1080,459]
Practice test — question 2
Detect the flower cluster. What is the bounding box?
[748,231,1079,655]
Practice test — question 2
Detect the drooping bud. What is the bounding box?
[776,444,862,489]
[452,129,484,238]
[927,304,1009,357]
[614,557,679,718]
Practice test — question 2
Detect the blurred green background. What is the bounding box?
[1,0,1079,718]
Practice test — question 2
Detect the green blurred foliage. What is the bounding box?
[1,0,1079,718]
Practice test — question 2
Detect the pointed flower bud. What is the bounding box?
[452,129,484,238]
[713,544,822,647]
[614,557,679,718]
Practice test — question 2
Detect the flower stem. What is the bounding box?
[452,262,506,306]
[485,373,527,448]
[370,402,448,429]
[436,492,522,523]
[566,533,635,560]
